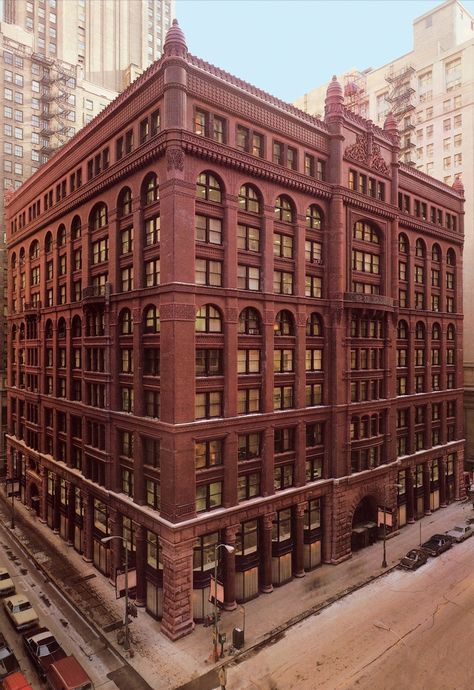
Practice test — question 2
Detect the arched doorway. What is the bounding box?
[29,483,41,517]
[351,495,377,552]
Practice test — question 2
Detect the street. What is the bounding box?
[225,535,474,690]
[0,514,123,690]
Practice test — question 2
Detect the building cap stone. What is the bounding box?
[383,112,398,133]
[324,75,344,119]
[452,176,464,194]
[163,19,188,58]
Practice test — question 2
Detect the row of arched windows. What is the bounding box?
[397,320,456,341]
[398,234,457,265]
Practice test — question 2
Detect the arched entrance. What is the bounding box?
[351,495,378,552]
[29,483,41,517]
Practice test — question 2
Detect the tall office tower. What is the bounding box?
[0,0,174,471]
[294,0,474,471]
[5,21,464,641]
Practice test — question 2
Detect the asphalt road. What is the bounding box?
[224,535,474,690]
[0,514,123,690]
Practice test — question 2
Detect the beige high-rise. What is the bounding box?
[0,0,174,472]
[295,0,474,471]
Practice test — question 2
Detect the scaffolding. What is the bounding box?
[385,64,416,165]
[343,71,369,119]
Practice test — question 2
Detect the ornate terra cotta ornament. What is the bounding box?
[344,133,369,164]
[166,146,185,172]
[371,142,390,175]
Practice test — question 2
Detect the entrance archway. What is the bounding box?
[29,483,41,517]
[351,495,378,552]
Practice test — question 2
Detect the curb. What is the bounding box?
[0,494,154,690]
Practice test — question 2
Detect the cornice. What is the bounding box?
[341,190,397,220]
[180,131,332,199]
[398,214,464,245]
[399,162,464,201]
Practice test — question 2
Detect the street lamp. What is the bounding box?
[382,483,402,568]
[101,535,130,650]
[213,543,235,663]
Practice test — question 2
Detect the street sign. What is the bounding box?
[115,568,137,599]
[378,507,393,527]
[209,575,224,605]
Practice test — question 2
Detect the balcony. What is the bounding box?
[344,292,394,309]
[23,301,41,314]
[82,283,111,304]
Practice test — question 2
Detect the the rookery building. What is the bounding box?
[5,21,465,641]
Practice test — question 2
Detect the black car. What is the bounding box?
[421,534,452,556]
[0,633,20,679]
[399,548,428,570]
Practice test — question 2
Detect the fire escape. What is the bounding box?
[32,53,77,159]
[343,71,369,119]
[385,65,416,166]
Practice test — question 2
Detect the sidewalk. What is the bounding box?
[2,493,472,690]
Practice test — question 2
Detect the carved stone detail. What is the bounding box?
[166,146,185,172]
[371,143,390,176]
[344,133,369,164]
[160,303,196,321]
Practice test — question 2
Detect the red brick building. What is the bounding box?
[5,21,465,640]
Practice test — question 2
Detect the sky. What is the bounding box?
[176,0,474,102]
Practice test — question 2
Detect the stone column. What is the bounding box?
[39,466,47,524]
[406,468,415,524]
[259,513,274,593]
[292,503,305,578]
[439,457,447,507]
[160,537,195,641]
[53,477,61,533]
[135,525,147,608]
[82,492,94,563]
[67,483,75,546]
[109,508,121,583]
[423,463,431,515]
[223,525,238,611]
[133,433,146,506]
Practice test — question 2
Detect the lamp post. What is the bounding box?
[213,543,235,663]
[382,483,402,568]
[101,535,130,650]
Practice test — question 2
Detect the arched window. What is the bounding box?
[398,234,408,253]
[90,203,108,230]
[119,308,133,335]
[238,307,261,335]
[57,224,67,247]
[144,305,160,333]
[29,240,40,259]
[415,239,425,258]
[45,319,53,339]
[415,321,425,340]
[71,216,81,240]
[45,232,53,253]
[446,248,456,266]
[19,247,25,264]
[306,313,323,337]
[275,195,294,223]
[57,317,66,339]
[432,243,441,262]
[238,184,261,213]
[142,173,159,205]
[447,324,455,341]
[306,205,322,230]
[196,304,222,333]
[11,324,17,341]
[196,172,222,203]
[11,253,16,269]
[274,310,294,336]
[397,320,408,339]
[19,322,25,340]
[432,323,441,340]
[118,187,132,217]
[71,315,82,338]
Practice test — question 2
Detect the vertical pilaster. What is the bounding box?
[259,513,274,593]
[292,503,305,578]
[135,525,147,608]
[160,537,194,641]
[223,525,238,611]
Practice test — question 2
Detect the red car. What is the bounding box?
[22,628,66,681]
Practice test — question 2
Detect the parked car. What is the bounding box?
[46,656,94,690]
[0,570,15,598]
[421,534,452,556]
[0,671,33,690]
[0,634,20,679]
[399,548,428,570]
[446,524,474,542]
[23,628,66,681]
[3,595,39,632]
